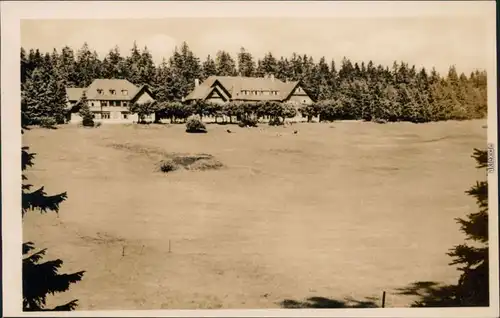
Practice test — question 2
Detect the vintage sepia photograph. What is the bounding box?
[1,1,498,317]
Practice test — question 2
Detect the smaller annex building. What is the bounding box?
[66,79,156,123]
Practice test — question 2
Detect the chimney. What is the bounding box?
[270,74,275,81]
[195,78,200,87]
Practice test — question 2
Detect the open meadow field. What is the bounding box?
[22,119,487,310]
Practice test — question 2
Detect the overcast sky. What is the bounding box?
[20,7,494,75]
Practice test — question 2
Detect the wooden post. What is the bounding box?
[168,240,171,253]
[382,291,386,308]
[122,246,125,257]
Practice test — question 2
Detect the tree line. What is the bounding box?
[21,41,487,125]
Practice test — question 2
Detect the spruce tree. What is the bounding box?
[289,53,304,80]
[237,47,256,77]
[447,148,489,306]
[401,149,489,307]
[126,42,142,84]
[165,42,201,100]
[138,46,156,86]
[215,50,237,76]
[27,49,43,77]
[22,67,67,125]
[313,57,331,100]
[152,58,171,103]
[102,46,127,79]
[338,57,355,83]
[276,57,293,82]
[21,47,28,85]
[22,142,85,311]
[180,42,202,94]
[329,59,338,93]
[258,52,278,76]
[78,91,94,127]
[75,43,94,86]
[57,46,77,87]
[201,55,217,80]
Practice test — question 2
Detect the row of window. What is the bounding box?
[92,111,129,120]
[96,89,128,96]
[241,90,279,96]
[89,101,128,107]
[91,111,153,120]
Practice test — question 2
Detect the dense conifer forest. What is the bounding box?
[21,41,487,125]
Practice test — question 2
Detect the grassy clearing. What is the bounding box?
[22,120,487,309]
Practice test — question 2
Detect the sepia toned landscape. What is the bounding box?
[22,119,486,309]
[11,3,495,314]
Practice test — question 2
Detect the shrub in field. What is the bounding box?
[269,117,282,126]
[38,117,57,129]
[239,117,258,127]
[157,159,178,173]
[185,115,207,133]
[81,117,94,127]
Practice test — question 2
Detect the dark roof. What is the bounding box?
[84,79,140,101]
[66,88,85,101]
[185,76,301,102]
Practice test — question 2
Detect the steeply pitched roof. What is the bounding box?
[66,88,84,101]
[84,79,140,101]
[130,85,156,104]
[185,76,301,102]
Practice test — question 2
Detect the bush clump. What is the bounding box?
[38,117,57,129]
[185,115,207,133]
[82,117,94,127]
[238,117,258,128]
[268,117,282,126]
[158,159,178,173]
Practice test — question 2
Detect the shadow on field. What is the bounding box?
[395,281,488,307]
[279,296,379,309]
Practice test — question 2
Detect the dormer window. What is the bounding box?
[122,90,128,96]
[97,89,104,95]
[110,89,116,95]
